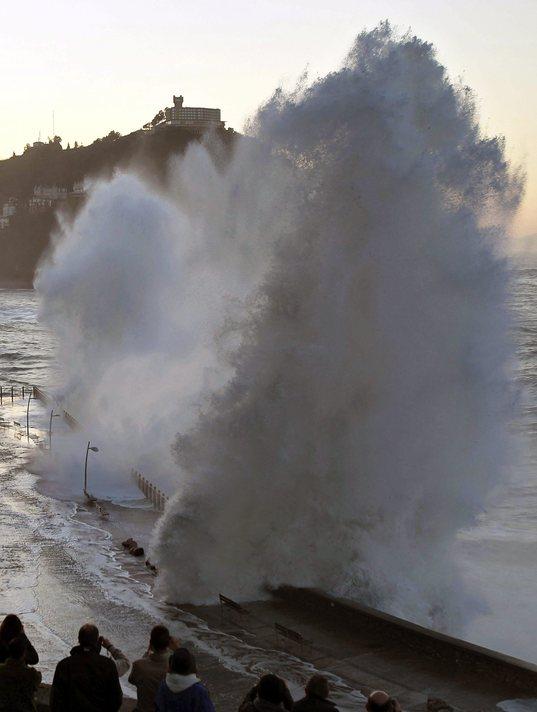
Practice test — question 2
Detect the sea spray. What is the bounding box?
[35,141,290,497]
[153,24,522,627]
[37,23,522,629]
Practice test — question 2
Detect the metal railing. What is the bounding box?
[1,384,169,511]
[0,384,36,405]
[132,469,169,512]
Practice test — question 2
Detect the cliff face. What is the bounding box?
[0,127,235,287]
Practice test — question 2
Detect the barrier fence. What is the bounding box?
[33,386,50,404]
[0,384,36,405]
[132,469,169,512]
[1,383,169,511]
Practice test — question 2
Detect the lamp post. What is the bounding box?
[26,392,33,442]
[84,441,99,496]
[49,410,60,451]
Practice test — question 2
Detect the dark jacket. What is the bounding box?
[293,695,339,712]
[0,633,39,666]
[240,700,288,712]
[50,645,122,712]
[155,675,215,712]
[0,658,42,711]
[239,685,294,712]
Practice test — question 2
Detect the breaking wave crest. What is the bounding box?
[37,23,522,631]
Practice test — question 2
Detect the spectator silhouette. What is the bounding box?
[129,624,179,712]
[366,691,392,712]
[239,674,294,712]
[0,615,38,665]
[0,635,41,711]
[293,675,338,712]
[155,647,215,712]
[50,623,122,712]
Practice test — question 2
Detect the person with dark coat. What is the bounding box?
[293,675,338,712]
[0,615,39,666]
[155,647,215,712]
[239,674,294,712]
[49,623,122,712]
[366,691,400,712]
[0,635,42,711]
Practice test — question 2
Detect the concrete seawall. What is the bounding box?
[276,587,537,694]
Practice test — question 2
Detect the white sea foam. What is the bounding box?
[36,23,522,632]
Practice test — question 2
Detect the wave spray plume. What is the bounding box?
[38,24,522,631]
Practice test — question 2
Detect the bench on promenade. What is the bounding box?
[219,593,249,624]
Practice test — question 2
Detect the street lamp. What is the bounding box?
[49,410,60,450]
[84,441,99,497]
[26,392,33,442]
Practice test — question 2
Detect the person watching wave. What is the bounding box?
[0,615,38,666]
[293,675,338,712]
[129,624,179,712]
[155,647,215,712]
[50,623,122,712]
[0,635,41,711]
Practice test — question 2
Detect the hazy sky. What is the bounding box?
[1,0,535,237]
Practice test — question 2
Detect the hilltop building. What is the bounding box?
[149,94,225,132]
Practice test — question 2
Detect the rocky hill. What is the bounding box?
[0,126,236,287]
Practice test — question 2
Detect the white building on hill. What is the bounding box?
[159,94,225,131]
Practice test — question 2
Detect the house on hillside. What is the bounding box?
[2,198,17,218]
[70,181,85,197]
[29,185,68,212]
[0,198,17,228]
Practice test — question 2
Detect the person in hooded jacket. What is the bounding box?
[49,623,122,712]
[293,675,338,712]
[155,647,215,712]
[239,674,294,712]
[0,615,39,666]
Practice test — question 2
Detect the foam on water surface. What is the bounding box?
[0,401,366,709]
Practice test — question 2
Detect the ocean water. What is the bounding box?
[0,289,56,387]
[456,266,537,660]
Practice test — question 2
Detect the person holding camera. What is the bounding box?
[49,623,122,712]
[129,624,180,712]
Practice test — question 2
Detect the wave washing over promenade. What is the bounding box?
[36,25,520,625]
[0,342,369,710]
[2,287,537,709]
[1,23,537,712]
